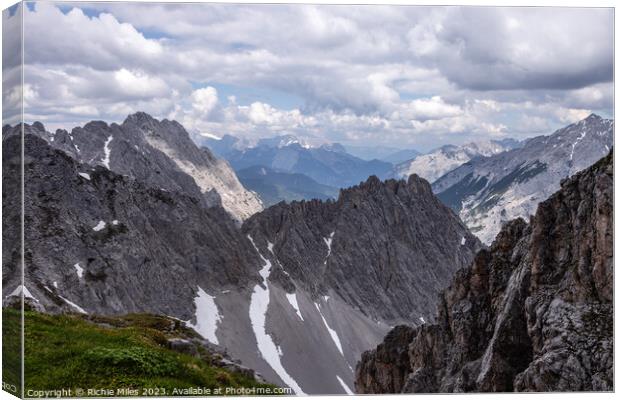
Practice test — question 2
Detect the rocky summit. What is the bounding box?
[391,139,520,184]
[18,112,263,223]
[355,150,613,393]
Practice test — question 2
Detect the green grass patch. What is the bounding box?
[2,308,278,396]
[2,306,22,396]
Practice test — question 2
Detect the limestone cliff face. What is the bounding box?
[243,175,482,324]
[356,151,613,393]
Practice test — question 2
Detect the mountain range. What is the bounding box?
[205,134,393,189]
[343,145,421,164]
[201,132,524,208]
[202,135,421,166]
[2,111,613,395]
[236,166,339,207]
[391,138,521,184]
[27,112,263,223]
[379,148,423,165]
[433,114,613,243]
[3,114,480,395]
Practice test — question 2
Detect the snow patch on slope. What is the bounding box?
[315,302,344,356]
[186,286,222,345]
[337,376,354,395]
[74,263,84,278]
[102,136,113,169]
[323,232,335,265]
[59,294,87,314]
[570,130,588,161]
[8,285,38,301]
[247,235,306,395]
[286,293,304,321]
[324,232,335,257]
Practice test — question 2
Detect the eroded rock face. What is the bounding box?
[9,113,264,223]
[356,325,417,393]
[243,174,482,324]
[2,133,264,317]
[356,151,613,393]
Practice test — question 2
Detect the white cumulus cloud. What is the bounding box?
[5,2,612,150]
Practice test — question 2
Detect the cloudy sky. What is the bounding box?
[3,1,614,151]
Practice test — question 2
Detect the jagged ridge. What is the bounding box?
[243,174,483,323]
[8,112,263,223]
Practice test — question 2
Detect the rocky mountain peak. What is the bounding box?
[82,120,110,131]
[3,122,46,140]
[344,174,384,192]
[559,112,611,136]
[391,139,519,184]
[336,174,434,211]
[320,142,347,153]
[122,112,193,146]
[32,121,46,132]
[407,173,433,194]
[122,112,183,142]
[19,113,264,223]
[123,111,159,126]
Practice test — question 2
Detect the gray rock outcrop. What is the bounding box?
[355,150,613,393]
[3,132,264,317]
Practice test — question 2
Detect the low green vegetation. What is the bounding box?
[2,307,21,396]
[3,308,278,397]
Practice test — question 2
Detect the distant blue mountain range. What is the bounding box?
[236,165,339,206]
[200,134,394,190]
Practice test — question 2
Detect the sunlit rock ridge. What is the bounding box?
[433,114,613,244]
